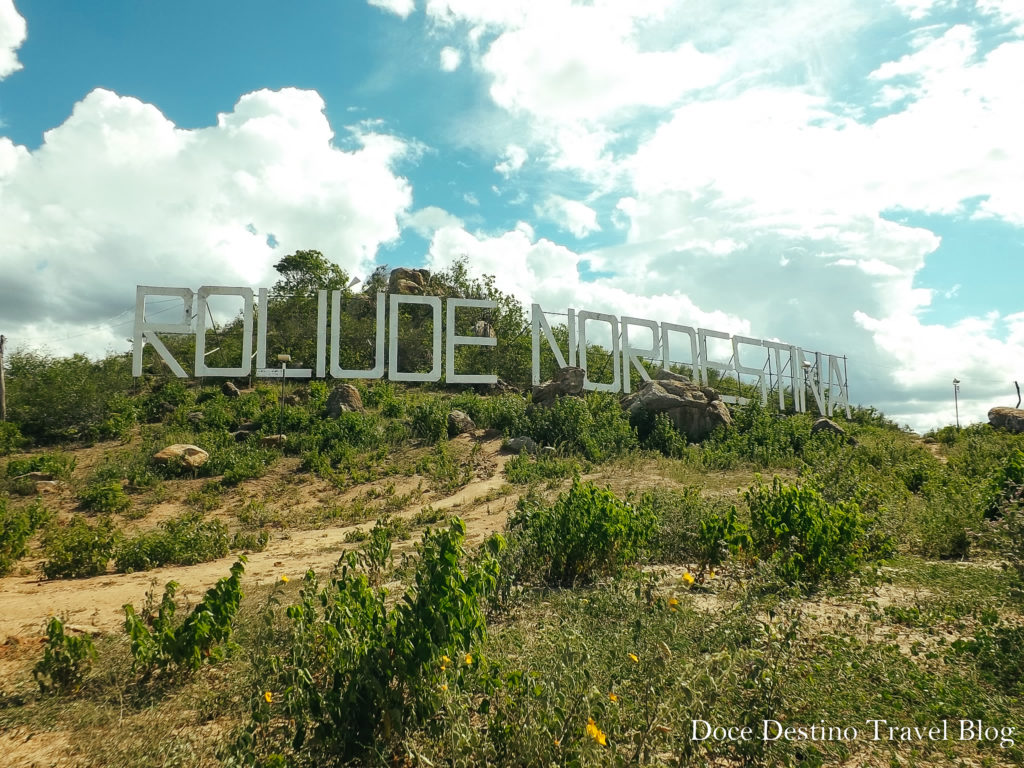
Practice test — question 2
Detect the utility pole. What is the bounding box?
[0,334,6,422]
[953,378,960,429]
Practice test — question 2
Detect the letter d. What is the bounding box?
[692,720,712,741]
[763,720,783,741]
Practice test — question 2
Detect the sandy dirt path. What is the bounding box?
[0,437,517,639]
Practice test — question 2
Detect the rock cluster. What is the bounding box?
[532,366,586,407]
[621,370,732,442]
[388,267,430,295]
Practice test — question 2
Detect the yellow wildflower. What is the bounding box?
[628,652,639,663]
[264,691,273,704]
[440,683,448,691]
[682,572,695,586]
[280,575,289,583]
[586,717,608,746]
[442,655,451,665]
[668,597,679,611]
[708,570,717,579]
[465,653,474,665]
[608,692,618,702]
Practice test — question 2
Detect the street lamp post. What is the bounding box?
[277,354,291,435]
[953,378,960,429]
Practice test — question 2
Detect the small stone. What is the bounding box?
[153,444,210,469]
[448,409,476,436]
[505,436,538,455]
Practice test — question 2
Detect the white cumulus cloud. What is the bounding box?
[439,46,462,71]
[0,87,413,355]
[535,195,601,239]
[0,0,26,79]
[367,0,415,19]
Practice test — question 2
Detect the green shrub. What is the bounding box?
[0,422,26,455]
[33,616,97,694]
[5,452,76,480]
[416,441,471,492]
[527,392,637,462]
[449,392,529,434]
[5,350,133,442]
[0,498,51,575]
[41,515,118,579]
[233,519,500,763]
[79,480,132,515]
[503,450,583,484]
[507,478,657,587]
[698,402,813,469]
[636,410,689,457]
[745,476,867,587]
[231,529,270,552]
[114,513,229,572]
[409,396,449,444]
[123,558,246,679]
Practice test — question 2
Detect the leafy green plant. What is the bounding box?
[416,440,471,492]
[527,392,638,462]
[696,506,749,574]
[409,396,449,444]
[507,478,657,587]
[0,421,26,455]
[123,558,246,679]
[33,616,97,694]
[41,515,117,579]
[0,498,51,575]
[79,480,132,515]
[233,519,500,763]
[5,452,76,480]
[745,476,867,587]
[503,449,583,485]
[114,512,229,572]
[231,528,270,552]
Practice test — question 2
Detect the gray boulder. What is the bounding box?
[504,436,538,455]
[327,384,364,416]
[222,381,242,398]
[448,409,476,436]
[533,366,586,407]
[812,417,847,438]
[623,371,731,442]
[989,406,1024,434]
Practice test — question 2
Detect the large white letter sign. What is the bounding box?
[331,292,386,379]
[195,286,254,377]
[661,323,700,383]
[733,335,766,406]
[621,316,658,394]
[389,295,442,382]
[762,340,794,410]
[577,311,621,393]
[698,328,732,394]
[255,288,313,379]
[531,304,569,386]
[827,355,852,418]
[132,286,193,377]
[446,298,498,384]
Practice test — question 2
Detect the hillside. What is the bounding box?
[1,373,1024,767]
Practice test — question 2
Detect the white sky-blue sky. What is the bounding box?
[0,0,1022,430]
